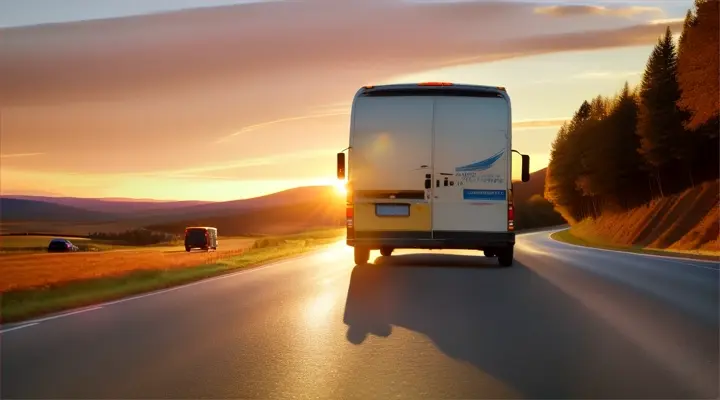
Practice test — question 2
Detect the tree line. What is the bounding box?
[89,229,179,246]
[545,0,719,223]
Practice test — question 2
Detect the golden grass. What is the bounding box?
[1,229,345,323]
[565,180,719,255]
[0,238,255,292]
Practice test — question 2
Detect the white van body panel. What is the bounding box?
[431,95,510,233]
[350,96,433,192]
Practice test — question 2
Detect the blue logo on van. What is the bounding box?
[463,189,506,201]
[455,149,505,172]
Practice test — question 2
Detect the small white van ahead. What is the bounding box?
[336,82,530,267]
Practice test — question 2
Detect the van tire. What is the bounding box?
[185,247,191,252]
[380,247,393,257]
[483,250,495,257]
[354,247,370,265]
[497,246,514,267]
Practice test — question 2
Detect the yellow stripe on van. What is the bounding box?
[353,203,431,232]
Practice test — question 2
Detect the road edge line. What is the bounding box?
[550,229,719,267]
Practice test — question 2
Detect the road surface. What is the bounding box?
[2,229,718,399]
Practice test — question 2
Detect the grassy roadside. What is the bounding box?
[1,228,344,324]
[551,229,719,262]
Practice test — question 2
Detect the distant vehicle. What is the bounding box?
[47,238,79,253]
[184,227,218,252]
[336,82,531,267]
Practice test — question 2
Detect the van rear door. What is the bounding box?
[350,96,434,236]
[431,95,510,234]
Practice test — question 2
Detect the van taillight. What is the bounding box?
[508,203,515,231]
[346,206,354,237]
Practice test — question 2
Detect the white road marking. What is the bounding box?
[548,232,720,271]
[0,323,38,334]
[23,306,105,325]
[0,248,332,333]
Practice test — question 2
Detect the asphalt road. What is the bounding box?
[2,229,718,399]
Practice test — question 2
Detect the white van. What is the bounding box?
[336,82,530,267]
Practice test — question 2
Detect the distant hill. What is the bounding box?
[2,195,213,214]
[138,185,340,218]
[0,186,345,235]
[512,168,548,203]
[511,168,567,230]
[146,193,345,236]
[0,198,117,223]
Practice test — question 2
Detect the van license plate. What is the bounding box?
[375,204,410,217]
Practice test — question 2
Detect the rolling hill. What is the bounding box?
[512,167,549,203]
[0,186,345,235]
[1,195,212,214]
[132,185,342,220]
[512,168,568,230]
[146,194,345,236]
[0,198,118,223]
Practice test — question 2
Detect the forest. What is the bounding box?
[545,0,719,223]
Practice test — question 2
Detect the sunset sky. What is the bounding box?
[0,0,688,201]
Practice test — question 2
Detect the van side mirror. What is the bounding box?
[521,154,530,183]
[336,152,346,180]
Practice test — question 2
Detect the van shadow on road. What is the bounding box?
[342,253,698,399]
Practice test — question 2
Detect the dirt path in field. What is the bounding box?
[0,238,256,292]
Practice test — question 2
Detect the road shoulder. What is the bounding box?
[551,228,719,263]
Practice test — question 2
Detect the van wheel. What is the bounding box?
[380,247,393,257]
[483,250,495,257]
[354,247,370,265]
[185,247,191,252]
[497,246,514,267]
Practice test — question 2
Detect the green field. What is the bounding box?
[0,235,127,253]
[0,234,188,254]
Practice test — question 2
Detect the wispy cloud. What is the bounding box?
[0,1,681,107]
[0,152,44,159]
[535,5,663,18]
[140,148,334,177]
[216,111,349,143]
[572,70,641,80]
[648,17,685,25]
[513,118,569,130]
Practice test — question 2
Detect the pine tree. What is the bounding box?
[636,27,688,196]
[678,0,719,131]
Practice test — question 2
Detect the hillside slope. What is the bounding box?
[0,198,117,223]
[567,180,719,253]
[2,195,212,214]
[150,186,337,217]
[146,197,345,236]
[513,168,567,230]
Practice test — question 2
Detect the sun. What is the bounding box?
[333,180,347,196]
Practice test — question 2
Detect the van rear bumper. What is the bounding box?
[347,230,515,250]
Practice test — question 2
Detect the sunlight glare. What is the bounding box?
[334,180,347,196]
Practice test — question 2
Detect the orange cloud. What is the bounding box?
[0,152,44,158]
[513,118,569,130]
[0,1,680,107]
[0,0,681,191]
[535,5,663,18]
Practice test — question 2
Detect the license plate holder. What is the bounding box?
[375,203,410,217]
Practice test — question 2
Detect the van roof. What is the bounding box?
[358,83,507,95]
